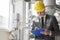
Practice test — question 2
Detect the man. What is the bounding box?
[31,1,59,40]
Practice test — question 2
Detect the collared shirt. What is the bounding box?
[32,15,46,28]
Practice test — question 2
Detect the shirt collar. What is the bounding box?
[38,15,46,19]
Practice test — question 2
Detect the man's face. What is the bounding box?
[37,11,45,17]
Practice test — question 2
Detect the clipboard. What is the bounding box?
[31,28,45,37]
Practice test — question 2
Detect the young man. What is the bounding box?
[31,1,59,40]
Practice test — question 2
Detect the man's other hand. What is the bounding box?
[40,29,52,36]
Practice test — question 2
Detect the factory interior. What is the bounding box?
[0,0,60,40]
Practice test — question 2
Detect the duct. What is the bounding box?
[55,4,60,10]
[54,11,60,23]
[29,0,43,4]
[45,6,55,15]
[25,0,31,2]
[54,0,60,11]
[43,0,55,15]
[43,0,55,6]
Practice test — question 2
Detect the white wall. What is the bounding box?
[0,0,9,29]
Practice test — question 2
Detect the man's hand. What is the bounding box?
[35,27,39,30]
[40,29,52,36]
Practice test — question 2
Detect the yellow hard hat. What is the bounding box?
[34,1,45,12]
